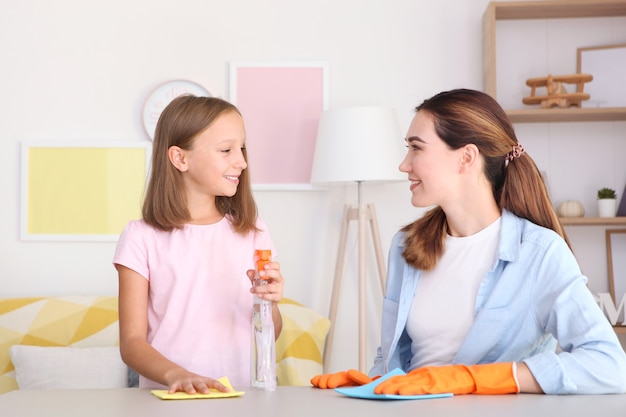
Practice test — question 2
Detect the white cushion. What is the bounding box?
[9,345,128,390]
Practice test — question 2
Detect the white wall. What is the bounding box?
[1,0,624,373]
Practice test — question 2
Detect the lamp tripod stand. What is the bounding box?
[323,181,387,373]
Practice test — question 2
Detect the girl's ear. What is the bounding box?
[168,146,188,172]
[459,143,479,173]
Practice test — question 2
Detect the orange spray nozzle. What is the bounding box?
[254,249,272,273]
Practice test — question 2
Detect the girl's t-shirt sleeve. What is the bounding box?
[112,220,150,280]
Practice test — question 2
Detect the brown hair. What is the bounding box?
[142,95,258,234]
[401,89,569,270]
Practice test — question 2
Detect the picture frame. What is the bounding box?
[606,229,626,305]
[617,184,626,217]
[576,43,626,108]
[229,61,329,190]
[21,141,152,241]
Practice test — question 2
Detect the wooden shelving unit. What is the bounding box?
[559,217,626,226]
[482,0,626,123]
[483,2,626,341]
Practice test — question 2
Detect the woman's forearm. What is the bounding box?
[516,362,543,393]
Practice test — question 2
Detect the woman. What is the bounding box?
[313,89,626,395]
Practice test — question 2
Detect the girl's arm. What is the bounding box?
[272,302,283,339]
[116,264,229,394]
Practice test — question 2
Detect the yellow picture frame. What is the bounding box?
[20,141,151,241]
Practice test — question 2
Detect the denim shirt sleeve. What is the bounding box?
[370,231,416,377]
[522,232,626,394]
[481,212,626,394]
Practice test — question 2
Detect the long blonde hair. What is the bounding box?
[401,89,569,270]
[142,95,258,234]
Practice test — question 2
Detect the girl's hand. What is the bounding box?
[164,367,229,394]
[247,260,284,303]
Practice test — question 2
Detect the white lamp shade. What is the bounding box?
[310,106,406,184]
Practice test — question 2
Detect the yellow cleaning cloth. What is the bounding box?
[151,377,245,400]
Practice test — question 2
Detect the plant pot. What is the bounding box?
[598,198,617,218]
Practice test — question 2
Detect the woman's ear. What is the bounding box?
[459,144,479,173]
[168,146,188,172]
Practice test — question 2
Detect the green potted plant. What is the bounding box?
[597,187,618,218]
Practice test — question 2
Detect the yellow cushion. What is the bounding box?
[276,299,330,386]
[0,296,119,394]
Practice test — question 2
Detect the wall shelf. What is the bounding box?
[482,0,626,123]
[560,217,626,226]
[613,326,626,334]
[507,107,626,123]
[490,0,626,21]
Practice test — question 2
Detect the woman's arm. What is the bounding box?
[516,362,543,393]
[528,238,626,394]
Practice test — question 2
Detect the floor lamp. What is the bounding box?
[310,106,406,372]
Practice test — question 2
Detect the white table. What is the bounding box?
[1,387,626,417]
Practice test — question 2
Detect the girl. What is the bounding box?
[113,95,284,394]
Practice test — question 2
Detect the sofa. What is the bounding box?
[0,295,329,393]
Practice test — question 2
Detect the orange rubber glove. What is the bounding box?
[310,369,377,389]
[374,363,519,396]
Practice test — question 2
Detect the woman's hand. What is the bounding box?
[247,260,284,303]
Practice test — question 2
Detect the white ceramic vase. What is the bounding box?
[598,198,617,218]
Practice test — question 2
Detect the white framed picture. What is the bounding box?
[577,44,626,108]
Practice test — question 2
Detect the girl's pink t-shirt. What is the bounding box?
[113,216,275,388]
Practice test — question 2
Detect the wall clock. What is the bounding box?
[142,80,211,140]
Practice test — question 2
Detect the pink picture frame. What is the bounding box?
[229,62,329,190]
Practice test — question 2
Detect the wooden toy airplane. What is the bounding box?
[523,73,593,109]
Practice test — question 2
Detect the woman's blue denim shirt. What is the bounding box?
[371,210,626,394]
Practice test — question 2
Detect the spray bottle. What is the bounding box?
[250,249,276,390]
